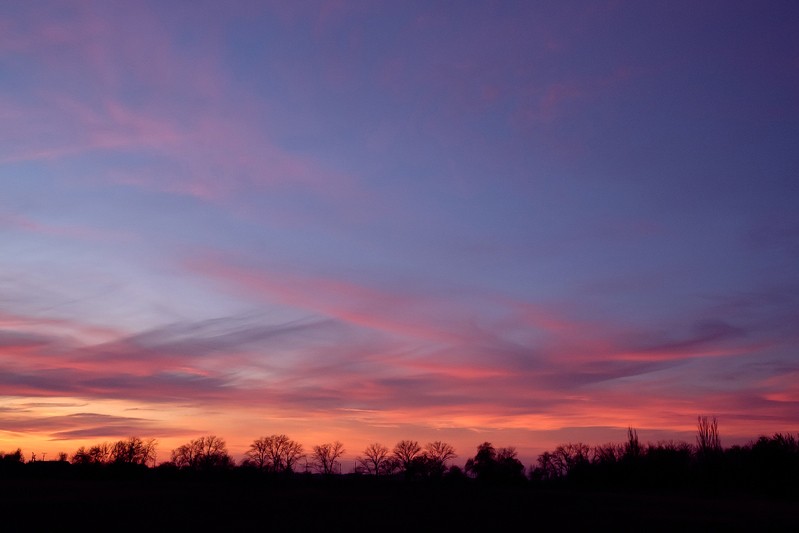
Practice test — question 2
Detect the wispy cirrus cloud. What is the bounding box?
[173,251,799,435]
[0,411,189,442]
[2,251,795,444]
[1,1,368,236]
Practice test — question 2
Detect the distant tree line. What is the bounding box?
[529,418,798,496]
[2,416,797,496]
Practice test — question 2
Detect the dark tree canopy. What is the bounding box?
[465,442,524,483]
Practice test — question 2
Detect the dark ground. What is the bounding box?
[1,476,796,531]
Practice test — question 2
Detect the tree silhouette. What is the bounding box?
[246,434,304,473]
[623,427,641,460]
[0,449,23,464]
[424,441,456,477]
[171,435,232,470]
[111,437,157,466]
[465,442,524,482]
[72,442,112,464]
[696,416,721,456]
[745,433,799,494]
[0,448,24,476]
[533,442,591,481]
[592,442,623,465]
[244,436,270,470]
[71,447,93,465]
[357,443,395,476]
[311,441,345,474]
[465,441,496,478]
[392,440,422,473]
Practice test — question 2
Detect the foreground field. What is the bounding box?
[1,476,796,531]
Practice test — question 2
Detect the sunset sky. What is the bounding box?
[1,1,798,466]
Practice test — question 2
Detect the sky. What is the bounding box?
[1,0,798,467]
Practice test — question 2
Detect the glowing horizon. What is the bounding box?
[1,2,798,468]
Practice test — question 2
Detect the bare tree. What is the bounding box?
[245,436,271,470]
[357,443,394,476]
[246,434,304,473]
[171,435,232,470]
[623,427,641,459]
[271,434,305,473]
[393,440,422,472]
[424,441,457,476]
[170,442,197,469]
[696,416,721,455]
[311,441,345,474]
[534,442,591,480]
[72,442,113,464]
[592,442,623,465]
[71,447,91,464]
[111,437,157,465]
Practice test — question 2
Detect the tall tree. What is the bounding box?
[72,442,113,464]
[696,416,721,455]
[424,441,457,476]
[245,436,271,471]
[357,443,393,476]
[465,442,496,478]
[246,435,304,472]
[311,441,345,474]
[393,440,422,472]
[171,435,232,470]
[111,437,157,466]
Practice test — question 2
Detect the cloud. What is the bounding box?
[178,252,799,420]
[18,401,88,409]
[0,2,368,232]
[0,411,186,441]
[0,330,52,349]
[636,320,746,353]
[2,268,795,444]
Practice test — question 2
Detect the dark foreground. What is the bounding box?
[1,476,796,531]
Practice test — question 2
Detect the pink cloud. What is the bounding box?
[184,255,466,344]
[2,3,367,217]
[5,252,787,454]
[0,301,795,465]
[0,311,123,346]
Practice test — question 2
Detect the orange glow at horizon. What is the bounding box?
[2,391,793,468]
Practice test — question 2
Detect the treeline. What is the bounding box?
[0,435,460,478]
[1,417,797,496]
[530,423,799,496]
